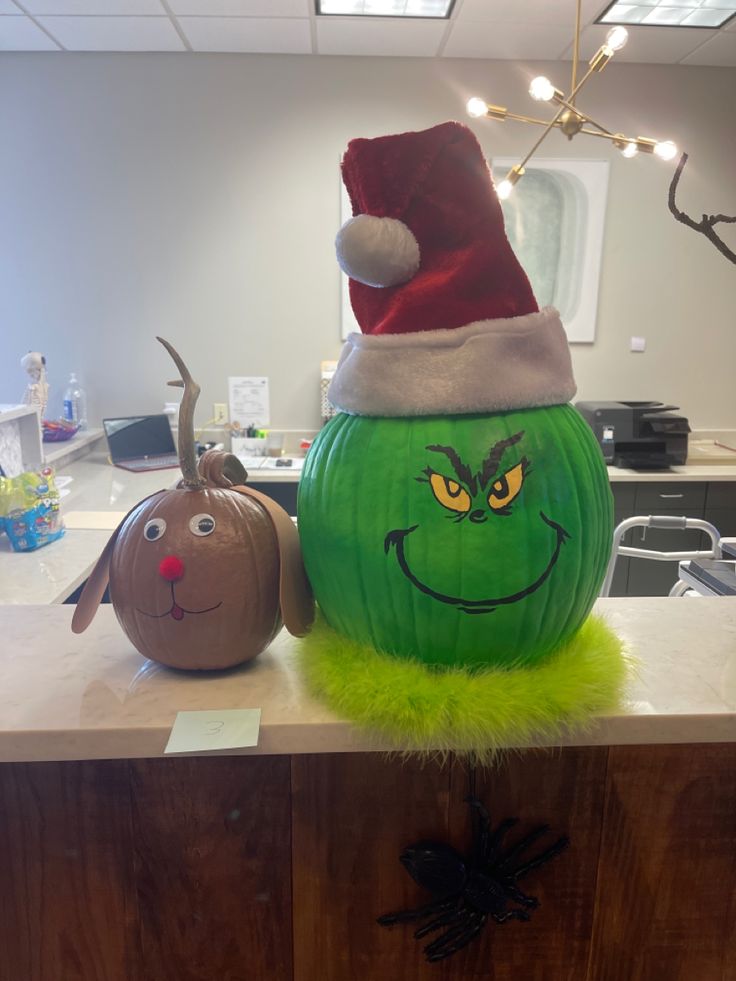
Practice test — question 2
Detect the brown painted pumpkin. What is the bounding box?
[72,338,313,670]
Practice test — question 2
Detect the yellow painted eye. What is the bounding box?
[429,473,472,513]
[488,462,525,510]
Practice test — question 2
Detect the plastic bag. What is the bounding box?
[0,466,65,552]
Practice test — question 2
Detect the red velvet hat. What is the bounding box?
[330,121,576,418]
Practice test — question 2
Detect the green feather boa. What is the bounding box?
[296,613,628,760]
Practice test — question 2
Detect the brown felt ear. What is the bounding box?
[231,485,314,637]
[71,524,121,633]
[71,491,167,635]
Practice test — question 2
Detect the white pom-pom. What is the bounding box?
[335,214,420,288]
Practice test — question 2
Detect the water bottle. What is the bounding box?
[63,373,87,429]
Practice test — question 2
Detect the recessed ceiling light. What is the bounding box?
[317,0,454,17]
[596,0,736,28]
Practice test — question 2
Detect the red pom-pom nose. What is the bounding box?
[159,555,185,582]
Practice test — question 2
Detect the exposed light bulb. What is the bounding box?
[654,140,678,161]
[529,76,555,102]
[621,141,638,159]
[466,97,488,119]
[605,25,628,51]
[496,179,514,200]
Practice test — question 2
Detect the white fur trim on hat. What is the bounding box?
[328,307,576,417]
[335,214,420,288]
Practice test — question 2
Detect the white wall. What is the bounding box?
[1,53,734,431]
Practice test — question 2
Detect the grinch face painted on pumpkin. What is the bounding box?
[298,404,612,671]
[295,122,624,753]
[384,429,570,615]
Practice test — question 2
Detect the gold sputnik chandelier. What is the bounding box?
[466,0,677,199]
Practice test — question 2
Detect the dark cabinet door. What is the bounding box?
[608,481,734,597]
[248,480,299,516]
[608,484,635,596]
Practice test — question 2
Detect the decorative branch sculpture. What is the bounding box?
[668,152,736,265]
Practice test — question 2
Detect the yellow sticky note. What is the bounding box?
[164,708,261,755]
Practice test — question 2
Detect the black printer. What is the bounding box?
[576,401,690,469]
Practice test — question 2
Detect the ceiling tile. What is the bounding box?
[38,15,185,49]
[180,16,311,52]
[562,23,718,61]
[0,0,21,12]
[457,0,601,27]
[443,21,574,59]
[169,0,308,14]
[680,31,736,63]
[316,15,446,54]
[25,0,164,13]
[0,14,59,48]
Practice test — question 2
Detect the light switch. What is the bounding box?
[630,336,646,352]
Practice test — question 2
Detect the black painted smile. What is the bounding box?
[383,511,570,615]
[137,582,222,621]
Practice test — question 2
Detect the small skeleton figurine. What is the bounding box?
[21,352,49,419]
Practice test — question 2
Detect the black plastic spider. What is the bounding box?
[377,796,569,962]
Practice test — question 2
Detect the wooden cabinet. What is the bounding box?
[1,747,734,981]
[609,480,735,596]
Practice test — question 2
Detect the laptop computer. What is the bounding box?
[103,415,180,473]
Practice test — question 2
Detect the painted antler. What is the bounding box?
[157,337,206,489]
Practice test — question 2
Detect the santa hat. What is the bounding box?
[329,121,576,418]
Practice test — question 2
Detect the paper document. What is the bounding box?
[164,708,262,755]
[228,376,270,429]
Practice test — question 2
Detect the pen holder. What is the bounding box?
[231,436,267,457]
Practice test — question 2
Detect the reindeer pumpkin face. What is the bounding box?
[72,338,313,670]
[108,485,280,670]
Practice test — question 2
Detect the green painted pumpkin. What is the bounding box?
[298,404,612,670]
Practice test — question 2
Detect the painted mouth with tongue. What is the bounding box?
[138,582,222,621]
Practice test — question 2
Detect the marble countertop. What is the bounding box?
[0,451,304,605]
[0,454,177,604]
[607,464,736,483]
[0,598,734,762]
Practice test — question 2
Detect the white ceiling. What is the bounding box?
[0,0,734,64]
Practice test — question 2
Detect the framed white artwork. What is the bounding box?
[490,157,610,344]
[339,157,609,344]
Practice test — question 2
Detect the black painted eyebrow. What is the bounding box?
[425,444,477,496]
[478,431,525,490]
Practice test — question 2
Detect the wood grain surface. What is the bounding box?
[1,746,734,981]
[291,753,455,981]
[130,756,292,981]
[446,747,609,981]
[0,761,140,981]
[588,743,736,981]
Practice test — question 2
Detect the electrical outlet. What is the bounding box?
[213,403,228,425]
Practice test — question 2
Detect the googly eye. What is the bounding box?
[143,518,167,542]
[189,513,216,537]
